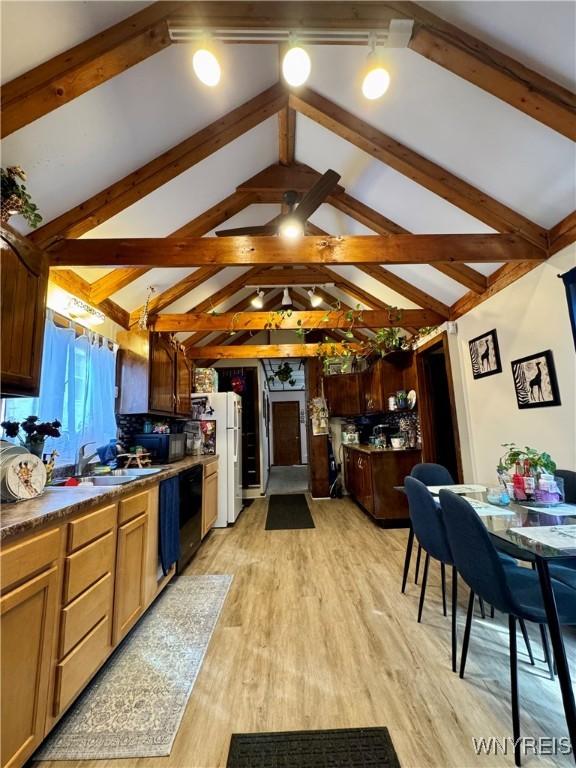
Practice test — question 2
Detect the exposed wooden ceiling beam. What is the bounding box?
[398,1,576,141]
[49,233,544,267]
[548,210,576,256]
[237,163,345,197]
[30,83,287,247]
[152,308,441,332]
[49,269,130,328]
[289,88,548,251]
[249,269,327,285]
[0,2,189,138]
[186,342,360,359]
[358,264,450,319]
[89,268,150,305]
[278,107,296,166]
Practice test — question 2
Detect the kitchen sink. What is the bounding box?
[50,475,136,488]
[111,468,163,477]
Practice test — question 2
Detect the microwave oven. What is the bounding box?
[133,433,186,464]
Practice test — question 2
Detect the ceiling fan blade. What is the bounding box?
[292,169,341,222]
[215,224,278,237]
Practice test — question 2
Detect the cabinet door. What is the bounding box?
[362,361,385,413]
[175,349,193,417]
[202,470,218,538]
[324,373,361,416]
[113,513,148,645]
[343,448,355,497]
[1,226,48,397]
[149,333,176,413]
[1,566,59,768]
[356,454,374,514]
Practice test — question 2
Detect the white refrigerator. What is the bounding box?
[193,392,243,527]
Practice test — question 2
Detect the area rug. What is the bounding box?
[226,727,401,767]
[34,574,232,761]
[265,493,315,530]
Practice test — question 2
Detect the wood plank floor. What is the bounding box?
[38,495,574,768]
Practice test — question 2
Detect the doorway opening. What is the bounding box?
[416,332,463,482]
[217,367,260,489]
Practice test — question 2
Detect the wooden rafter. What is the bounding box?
[292,285,372,342]
[432,263,487,294]
[249,269,326,285]
[151,308,441,332]
[358,264,450,319]
[89,268,150,305]
[48,233,544,267]
[49,269,130,328]
[186,342,360,359]
[289,88,548,251]
[278,107,296,166]
[30,83,287,247]
[548,210,576,256]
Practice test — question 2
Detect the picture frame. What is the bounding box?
[468,329,502,379]
[510,350,561,409]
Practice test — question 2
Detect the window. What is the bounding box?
[2,312,118,466]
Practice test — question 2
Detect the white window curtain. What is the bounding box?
[2,311,118,465]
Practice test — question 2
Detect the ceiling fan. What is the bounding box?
[215,169,341,238]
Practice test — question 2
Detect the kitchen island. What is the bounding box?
[343,445,421,526]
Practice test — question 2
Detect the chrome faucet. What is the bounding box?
[76,441,98,476]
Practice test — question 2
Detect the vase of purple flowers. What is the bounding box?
[1,416,62,457]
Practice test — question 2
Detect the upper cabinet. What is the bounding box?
[116,330,194,416]
[323,372,362,417]
[1,225,48,397]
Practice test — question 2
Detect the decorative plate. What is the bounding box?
[407,389,417,409]
[3,453,46,500]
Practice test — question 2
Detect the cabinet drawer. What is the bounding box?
[67,503,117,553]
[63,531,115,604]
[1,527,61,592]
[53,616,110,716]
[59,573,112,658]
[118,490,149,526]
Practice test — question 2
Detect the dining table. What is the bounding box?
[396,483,576,760]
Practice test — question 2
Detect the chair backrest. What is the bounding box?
[439,490,514,613]
[556,469,576,504]
[411,463,454,486]
[404,477,453,564]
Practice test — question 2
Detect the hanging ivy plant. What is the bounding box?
[268,361,296,387]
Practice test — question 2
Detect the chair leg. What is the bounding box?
[518,618,535,665]
[509,615,522,767]
[490,603,495,619]
[414,544,422,584]
[441,562,447,617]
[451,566,458,673]
[459,590,475,679]
[417,553,430,624]
[478,596,486,619]
[401,526,415,594]
[539,624,555,680]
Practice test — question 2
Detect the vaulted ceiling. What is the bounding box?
[2,1,575,350]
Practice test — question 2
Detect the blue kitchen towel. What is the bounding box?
[159,476,180,575]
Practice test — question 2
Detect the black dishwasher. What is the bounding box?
[178,464,203,573]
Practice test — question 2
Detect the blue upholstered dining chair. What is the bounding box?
[439,489,576,767]
[402,463,454,596]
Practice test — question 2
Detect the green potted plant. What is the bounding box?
[1,166,42,227]
[1,416,61,457]
[497,443,557,478]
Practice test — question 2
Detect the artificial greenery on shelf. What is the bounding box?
[0,166,43,227]
[497,443,557,477]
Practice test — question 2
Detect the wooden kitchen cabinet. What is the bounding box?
[361,359,385,413]
[0,225,48,397]
[116,330,193,416]
[323,372,362,416]
[1,528,61,768]
[343,446,420,525]
[113,510,148,644]
[202,461,219,538]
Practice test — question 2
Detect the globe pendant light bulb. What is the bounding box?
[362,63,390,100]
[282,45,311,87]
[193,48,221,87]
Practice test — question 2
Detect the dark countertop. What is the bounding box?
[343,444,421,455]
[1,454,218,543]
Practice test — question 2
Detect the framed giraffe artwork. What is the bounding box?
[468,329,502,379]
[511,350,561,409]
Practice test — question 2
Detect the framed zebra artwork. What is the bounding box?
[511,350,561,409]
[468,329,502,379]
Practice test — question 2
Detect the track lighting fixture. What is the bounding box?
[251,289,265,309]
[282,287,292,306]
[282,35,311,87]
[361,33,390,100]
[192,38,221,86]
[279,216,304,240]
[307,288,323,308]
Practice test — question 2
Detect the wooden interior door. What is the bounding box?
[272,401,301,465]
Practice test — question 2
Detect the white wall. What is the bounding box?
[268,390,308,464]
[448,245,576,483]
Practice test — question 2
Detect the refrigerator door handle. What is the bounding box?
[233,427,239,463]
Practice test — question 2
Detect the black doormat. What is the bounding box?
[226,727,401,768]
[265,493,315,530]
